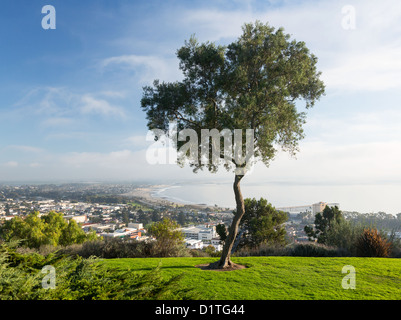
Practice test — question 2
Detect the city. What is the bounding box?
[0,183,323,251]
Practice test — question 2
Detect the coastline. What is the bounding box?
[122,185,216,210]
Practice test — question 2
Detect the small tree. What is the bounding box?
[0,211,97,248]
[148,218,185,257]
[141,21,325,268]
[304,206,343,244]
[238,198,288,249]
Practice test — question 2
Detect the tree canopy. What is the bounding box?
[238,198,288,248]
[148,218,185,257]
[304,206,344,244]
[0,211,97,248]
[141,21,325,173]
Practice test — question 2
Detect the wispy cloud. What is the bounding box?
[80,94,126,118]
[175,0,401,92]
[13,87,128,121]
[6,145,44,153]
[2,161,18,168]
[101,54,182,84]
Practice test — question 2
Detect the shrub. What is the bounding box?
[0,241,196,300]
[235,243,289,257]
[235,242,350,257]
[148,218,186,257]
[289,243,349,257]
[355,228,392,257]
[59,238,191,259]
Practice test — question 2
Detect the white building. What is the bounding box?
[128,222,143,229]
[210,238,223,251]
[63,215,87,224]
[277,202,340,216]
[185,239,204,249]
[180,225,217,241]
[100,228,133,238]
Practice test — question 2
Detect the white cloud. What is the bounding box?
[13,87,128,122]
[244,139,401,187]
[41,117,75,127]
[29,162,41,168]
[101,54,182,84]
[80,94,126,118]
[176,0,401,92]
[123,135,152,148]
[3,161,18,168]
[7,145,44,153]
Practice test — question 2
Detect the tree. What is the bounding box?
[137,209,152,226]
[216,223,227,243]
[238,198,287,249]
[141,21,325,268]
[304,206,343,244]
[148,218,185,257]
[0,211,97,248]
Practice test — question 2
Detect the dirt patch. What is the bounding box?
[195,262,248,271]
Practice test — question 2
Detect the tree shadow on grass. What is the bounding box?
[195,262,248,271]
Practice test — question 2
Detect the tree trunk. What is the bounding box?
[214,174,245,268]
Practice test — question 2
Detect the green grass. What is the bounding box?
[102,256,401,300]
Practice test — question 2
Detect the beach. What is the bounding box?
[122,185,217,209]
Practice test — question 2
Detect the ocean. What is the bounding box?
[151,182,401,214]
[152,182,328,210]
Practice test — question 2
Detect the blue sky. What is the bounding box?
[1,0,401,214]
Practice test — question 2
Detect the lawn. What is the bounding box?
[102,256,401,300]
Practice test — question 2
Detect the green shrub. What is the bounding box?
[0,241,196,300]
[235,242,350,257]
[235,244,289,257]
[58,238,191,259]
[289,243,349,257]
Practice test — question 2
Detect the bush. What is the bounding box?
[59,238,191,259]
[289,243,350,257]
[235,244,289,257]
[0,241,196,300]
[235,242,350,257]
[355,228,392,257]
[148,218,186,257]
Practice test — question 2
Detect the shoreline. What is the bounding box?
[122,185,219,210]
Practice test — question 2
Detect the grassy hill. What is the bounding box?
[103,256,401,300]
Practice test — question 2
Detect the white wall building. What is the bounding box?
[128,222,143,229]
[180,225,217,241]
[185,239,204,249]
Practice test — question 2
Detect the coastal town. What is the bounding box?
[0,183,314,251]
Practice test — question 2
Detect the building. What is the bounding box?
[83,223,116,233]
[210,238,223,251]
[63,214,87,224]
[101,230,131,238]
[185,239,204,249]
[128,222,143,229]
[180,224,217,241]
[100,228,136,238]
[278,202,340,216]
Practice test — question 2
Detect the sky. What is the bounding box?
[1,0,401,214]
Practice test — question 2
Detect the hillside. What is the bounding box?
[103,256,401,300]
